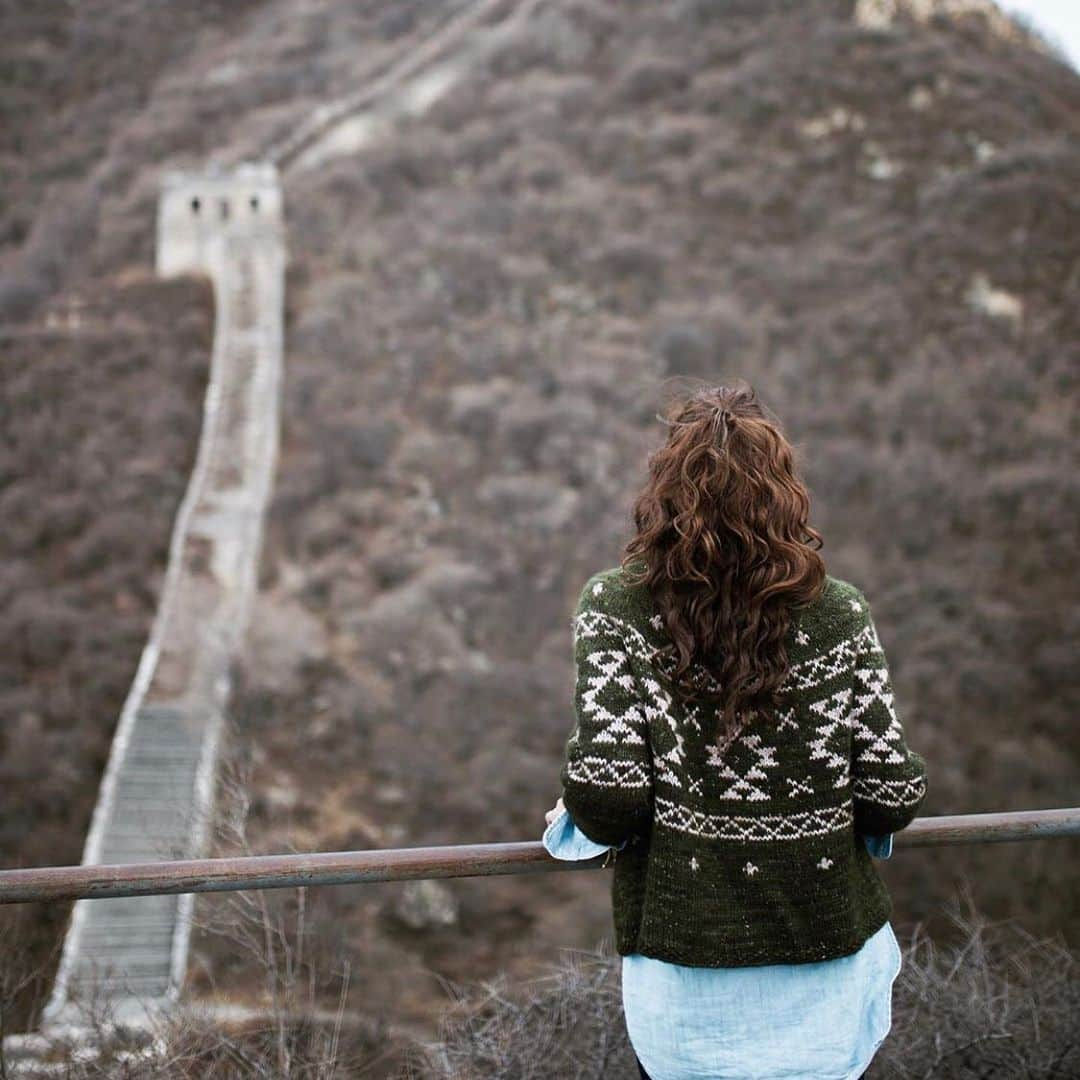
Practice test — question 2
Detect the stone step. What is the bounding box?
[78,936,175,951]
[80,910,175,926]
[67,974,171,996]
[80,908,175,926]
[80,902,175,922]
[96,843,189,859]
[114,791,196,809]
[74,951,175,971]
[118,758,203,773]
[109,791,195,807]
[79,895,175,915]
[104,805,193,824]
[124,731,201,748]
[120,740,199,752]
[106,813,193,832]
[97,845,191,865]
[80,922,175,939]
[113,769,199,784]
[99,834,190,845]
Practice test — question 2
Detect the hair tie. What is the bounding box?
[711,405,734,448]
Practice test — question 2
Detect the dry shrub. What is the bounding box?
[2,762,421,1079]
[877,893,1080,1079]
[0,278,213,1031]
[422,894,1080,1080]
[420,947,632,1080]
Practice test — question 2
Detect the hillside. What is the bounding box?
[2,0,1078,1044]
[218,0,1080,1031]
[0,277,213,1026]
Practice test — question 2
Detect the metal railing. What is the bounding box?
[2,807,1078,906]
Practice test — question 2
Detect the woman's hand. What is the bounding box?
[545,796,566,826]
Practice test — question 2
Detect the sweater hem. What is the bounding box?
[618,907,892,969]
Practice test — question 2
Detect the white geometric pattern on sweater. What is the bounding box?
[853,774,926,807]
[565,755,651,789]
[583,608,873,699]
[706,728,779,802]
[655,796,853,841]
[683,702,704,734]
[644,645,725,698]
[599,606,728,698]
[640,673,686,789]
[576,646,647,747]
[783,623,874,691]
[776,706,799,733]
[807,687,853,788]
[575,609,653,662]
[574,611,648,750]
[565,584,926,861]
[786,775,814,797]
[848,617,906,766]
[575,606,869,799]
[576,608,689,788]
[850,662,905,764]
[574,605,902,804]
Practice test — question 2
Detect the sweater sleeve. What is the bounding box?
[849,593,928,836]
[559,575,653,848]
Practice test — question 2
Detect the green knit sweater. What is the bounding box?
[559,564,928,967]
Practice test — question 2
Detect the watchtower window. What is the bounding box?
[191,197,201,214]
[250,195,260,212]
[220,199,230,221]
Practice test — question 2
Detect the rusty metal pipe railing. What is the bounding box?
[2,807,1077,906]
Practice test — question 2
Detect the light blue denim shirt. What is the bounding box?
[543,809,901,1080]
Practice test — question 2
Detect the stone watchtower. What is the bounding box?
[156,162,283,279]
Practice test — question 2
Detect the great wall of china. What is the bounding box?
[44,165,286,1025]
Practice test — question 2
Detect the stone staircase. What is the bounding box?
[63,706,202,1003]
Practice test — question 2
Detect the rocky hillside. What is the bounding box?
[2,0,1078,1041]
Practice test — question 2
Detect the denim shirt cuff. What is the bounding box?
[862,832,894,859]
[543,807,627,860]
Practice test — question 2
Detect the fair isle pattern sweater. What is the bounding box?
[559,565,928,967]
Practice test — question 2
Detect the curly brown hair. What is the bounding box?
[621,379,826,737]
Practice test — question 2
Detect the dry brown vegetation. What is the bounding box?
[4,895,1076,1077]
[425,895,1080,1079]
[0,278,213,1027]
[0,0,1077,1062]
